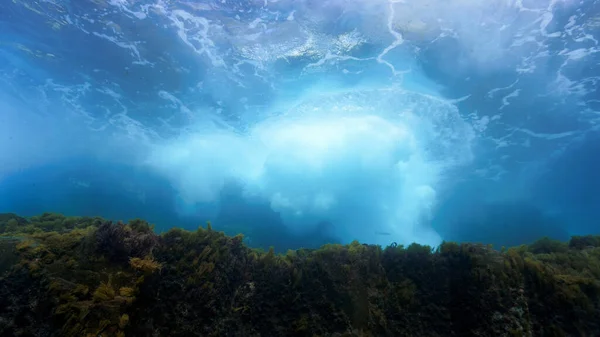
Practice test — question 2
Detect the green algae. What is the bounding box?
[0,212,598,336]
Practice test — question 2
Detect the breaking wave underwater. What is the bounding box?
[0,0,599,250]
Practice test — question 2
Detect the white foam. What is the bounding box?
[487,80,519,98]
[168,9,226,67]
[514,128,577,140]
[91,32,149,65]
[376,1,406,76]
[287,10,295,21]
[108,0,148,20]
[147,88,474,247]
[500,89,521,110]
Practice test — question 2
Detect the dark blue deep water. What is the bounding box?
[1,0,599,252]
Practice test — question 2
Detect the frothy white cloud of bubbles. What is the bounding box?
[148,89,475,247]
[95,0,565,248]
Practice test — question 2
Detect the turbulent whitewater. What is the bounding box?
[0,0,599,250]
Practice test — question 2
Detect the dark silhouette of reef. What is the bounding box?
[1,213,599,337]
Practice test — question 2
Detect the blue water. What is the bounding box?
[1,0,599,252]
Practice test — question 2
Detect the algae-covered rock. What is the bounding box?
[0,212,599,336]
[0,213,28,234]
[0,237,20,275]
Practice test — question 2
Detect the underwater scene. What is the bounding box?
[1,0,600,336]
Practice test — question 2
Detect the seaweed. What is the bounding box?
[0,213,599,336]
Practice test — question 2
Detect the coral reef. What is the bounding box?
[0,212,599,336]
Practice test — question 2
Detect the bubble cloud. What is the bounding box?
[148,88,474,246]
[1,0,597,250]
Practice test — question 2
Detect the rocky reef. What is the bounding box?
[0,213,599,337]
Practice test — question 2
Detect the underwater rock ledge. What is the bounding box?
[0,213,599,337]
